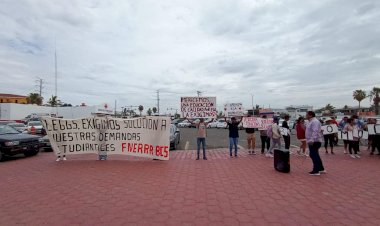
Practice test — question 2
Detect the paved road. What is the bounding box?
[1,148,379,225]
[177,127,346,151]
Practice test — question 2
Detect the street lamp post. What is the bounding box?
[251,94,254,110]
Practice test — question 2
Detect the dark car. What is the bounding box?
[39,135,52,151]
[170,124,180,150]
[0,125,41,161]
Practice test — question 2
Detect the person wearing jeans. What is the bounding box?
[305,111,325,176]
[260,115,270,154]
[188,118,212,160]
[226,117,242,157]
[267,118,282,157]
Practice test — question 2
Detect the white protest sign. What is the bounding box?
[321,124,339,135]
[279,127,289,136]
[368,124,380,135]
[242,117,273,130]
[180,97,217,118]
[41,116,171,160]
[353,129,368,140]
[224,103,244,117]
[338,131,354,140]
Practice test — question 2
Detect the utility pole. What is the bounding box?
[157,90,160,114]
[35,77,44,97]
[197,91,202,97]
[251,94,254,110]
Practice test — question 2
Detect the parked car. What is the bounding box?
[216,119,227,129]
[27,121,43,134]
[171,119,184,125]
[177,120,191,128]
[39,135,52,151]
[170,124,180,150]
[207,120,219,128]
[7,123,28,133]
[0,125,41,161]
[0,121,17,125]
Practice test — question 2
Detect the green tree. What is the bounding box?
[152,107,157,114]
[147,108,152,116]
[325,103,335,112]
[138,105,144,116]
[353,90,367,111]
[48,95,60,107]
[370,87,380,115]
[26,93,43,105]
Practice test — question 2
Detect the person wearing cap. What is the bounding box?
[322,117,335,154]
[225,116,242,157]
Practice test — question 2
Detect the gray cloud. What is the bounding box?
[0,0,379,112]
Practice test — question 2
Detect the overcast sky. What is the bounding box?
[1,0,379,113]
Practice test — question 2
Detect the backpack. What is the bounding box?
[267,125,273,138]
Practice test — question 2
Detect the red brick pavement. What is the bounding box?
[1,147,380,226]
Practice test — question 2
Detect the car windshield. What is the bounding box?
[29,122,42,126]
[0,125,20,135]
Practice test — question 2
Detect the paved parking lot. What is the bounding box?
[1,146,380,225]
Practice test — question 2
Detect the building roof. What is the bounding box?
[0,93,27,98]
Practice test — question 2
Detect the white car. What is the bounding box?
[216,120,227,129]
[177,120,191,128]
[207,120,219,128]
[27,121,43,134]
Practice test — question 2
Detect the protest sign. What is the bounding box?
[180,97,217,118]
[338,131,353,140]
[353,129,369,140]
[242,117,273,130]
[279,127,289,136]
[224,103,244,117]
[41,116,171,160]
[368,124,380,135]
[321,124,338,135]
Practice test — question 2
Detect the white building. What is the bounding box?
[0,103,113,120]
[285,105,313,119]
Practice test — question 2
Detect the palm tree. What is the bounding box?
[152,107,157,114]
[27,93,43,105]
[371,87,380,115]
[138,105,144,116]
[48,95,59,107]
[325,103,334,113]
[147,108,152,116]
[353,90,367,111]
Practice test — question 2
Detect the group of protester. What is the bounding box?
[190,111,380,176]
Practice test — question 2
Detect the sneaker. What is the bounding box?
[331,152,335,155]
[350,154,356,159]
[248,151,251,154]
[252,151,256,155]
[344,151,347,154]
[196,157,200,160]
[265,153,270,157]
[55,158,60,162]
[203,157,207,160]
[355,154,361,159]
[63,157,67,161]
[234,154,238,157]
[319,170,327,174]
[309,171,320,176]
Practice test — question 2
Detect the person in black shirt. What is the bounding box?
[245,114,256,155]
[225,116,242,157]
[282,115,291,150]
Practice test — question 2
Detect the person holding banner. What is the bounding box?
[187,118,212,160]
[343,118,360,159]
[367,118,380,155]
[282,115,291,151]
[260,115,270,154]
[225,116,242,157]
[322,118,335,155]
[245,114,256,155]
[339,116,349,154]
[305,111,325,176]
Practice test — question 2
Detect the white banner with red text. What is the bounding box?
[242,117,273,130]
[41,116,171,160]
